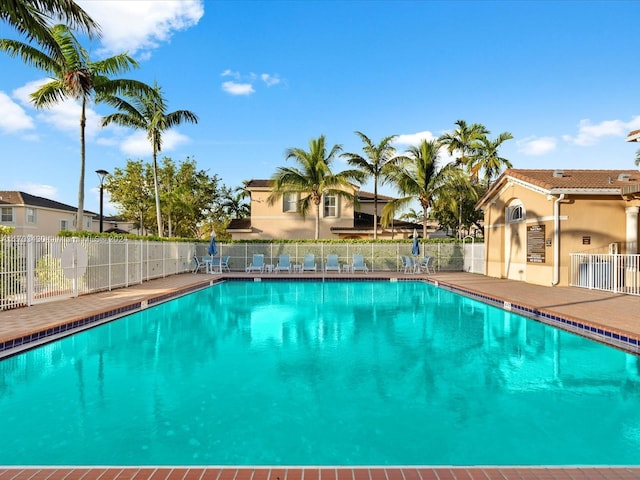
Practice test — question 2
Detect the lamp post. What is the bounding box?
[96,169,109,233]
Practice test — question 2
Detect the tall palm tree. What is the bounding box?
[0,24,148,231]
[471,131,514,186]
[0,0,100,59]
[382,139,471,238]
[342,131,398,239]
[267,135,364,239]
[439,119,489,178]
[101,82,198,236]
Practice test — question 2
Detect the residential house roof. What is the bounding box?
[0,191,96,214]
[243,179,391,202]
[476,169,640,208]
[627,129,640,142]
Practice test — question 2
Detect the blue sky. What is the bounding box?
[1,0,640,215]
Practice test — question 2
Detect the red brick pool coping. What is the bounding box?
[2,467,640,480]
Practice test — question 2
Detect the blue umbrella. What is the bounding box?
[208,232,217,256]
[411,229,420,256]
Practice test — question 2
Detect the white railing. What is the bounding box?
[570,253,640,296]
[1,236,485,311]
[194,242,485,276]
[1,236,194,310]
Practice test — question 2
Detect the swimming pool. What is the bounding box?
[1,280,639,466]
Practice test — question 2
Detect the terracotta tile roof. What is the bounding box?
[476,169,640,208]
[502,168,640,190]
[627,129,640,142]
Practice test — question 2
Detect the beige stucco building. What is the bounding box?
[227,180,420,240]
[476,169,640,287]
[0,191,137,236]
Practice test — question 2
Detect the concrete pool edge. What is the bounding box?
[0,277,221,359]
[2,272,639,358]
[430,277,640,355]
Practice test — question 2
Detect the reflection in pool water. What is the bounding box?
[1,280,639,465]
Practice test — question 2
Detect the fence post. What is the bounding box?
[26,235,34,306]
[139,240,143,284]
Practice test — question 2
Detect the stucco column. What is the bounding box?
[626,206,639,254]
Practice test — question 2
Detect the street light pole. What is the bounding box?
[96,169,109,233]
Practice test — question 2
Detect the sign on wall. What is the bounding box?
[527,225,546,263]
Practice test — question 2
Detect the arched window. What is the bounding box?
[507,201,525,223]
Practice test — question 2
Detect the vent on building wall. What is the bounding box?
[553,169,564,178]
[618,173,631,182]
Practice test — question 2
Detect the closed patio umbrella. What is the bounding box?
[208,231,217,256]
[411,228,420,256]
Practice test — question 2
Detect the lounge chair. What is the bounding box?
[325,253,340,273]
[192,255,207,273]
[274,254,291,273]
[419,256,434,274]
[352,254,369,273]
[246,253,265,273]
[302,253,317,272]
[401,255,418,274]
[210,255,231,273]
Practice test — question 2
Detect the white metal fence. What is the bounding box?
[570,253,640,296]
[0,236,194,310]
[0,236,485,311]
[194,241,485,276]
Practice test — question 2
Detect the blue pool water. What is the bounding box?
[1,280,640,466]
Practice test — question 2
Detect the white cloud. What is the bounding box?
[120,130,190,156]
[76,0,204,57]
[221,81,255,96]
[393,131,436,146]
[261,74,281,87]
[220,70,283,95]
[13,79,103,140]
[517,136,557,155]
[14,183,59,199]
[0,91,34,134]
[563,116,640,146]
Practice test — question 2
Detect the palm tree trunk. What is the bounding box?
[422,201,429,239]
[373,180,378,240]
[77,99,87,231]
[314,199,320,240]
[152,149,163,237]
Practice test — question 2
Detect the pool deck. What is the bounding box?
[1,270,640,479]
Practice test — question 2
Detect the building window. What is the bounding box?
[26,207,37,224]
[507,202,525,223]
[283,192,298,212]
[60,220,69,231]
[324,194,338,217]
[1,207,14,223]
[85,216,92,229]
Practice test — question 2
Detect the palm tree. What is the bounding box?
[221,185,250,219]
[0,0,100,59]
[101,82,198,236]
[635,150,640,167]
[439,119,489,177]
[267,135,364,239]
[0,24,149,231]
[341,131,398,239]
[399,207,424,224]
[382,139,471,238]
[471,132,514,186]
